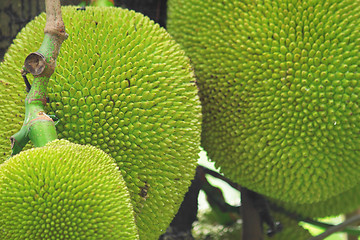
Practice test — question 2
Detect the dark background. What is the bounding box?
[0,0,168,61]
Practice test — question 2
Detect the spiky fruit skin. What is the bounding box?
[272,181,360,218]
[0,139,138,240]
[0,7,201,240]
[265,212,312,240]
[167,0,360,204]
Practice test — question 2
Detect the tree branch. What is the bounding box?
[241,188,264,240]
[269,202,360,236]
[196,166,360,239]
[10,0,67,155]
[308,215,360,240]
[198,165,241,190]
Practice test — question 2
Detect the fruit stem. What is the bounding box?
[10,0,67,156]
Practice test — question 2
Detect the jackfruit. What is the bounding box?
[0,139,138,240]
[167,0,360,204]
[266,212,312,240]
[0,6,201,239]
[272,182,360,218]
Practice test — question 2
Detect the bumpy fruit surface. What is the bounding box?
[265,212,312,240]
[167,0,360,204]
[0,6,201,239]
[0,139,138,240]
[272,181,360,218]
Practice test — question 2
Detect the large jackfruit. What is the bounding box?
[167,0,360,204]
[0,6,201,239]
[272,182,360,218]
[0,139,138,240]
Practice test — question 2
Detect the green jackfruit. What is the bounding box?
[167,0,360,204]
[266,212,312,240]
[0,139,138,240]
[272,182,360,218]
[0,6,201,240]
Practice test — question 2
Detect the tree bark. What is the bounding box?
[241,188,264,240]
[0,0,43,61]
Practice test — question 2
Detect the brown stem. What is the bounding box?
[37,0,67,77]
[241,188,264,240]
[44,0,66,40]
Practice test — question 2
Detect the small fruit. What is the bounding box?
[0,139,138,240]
